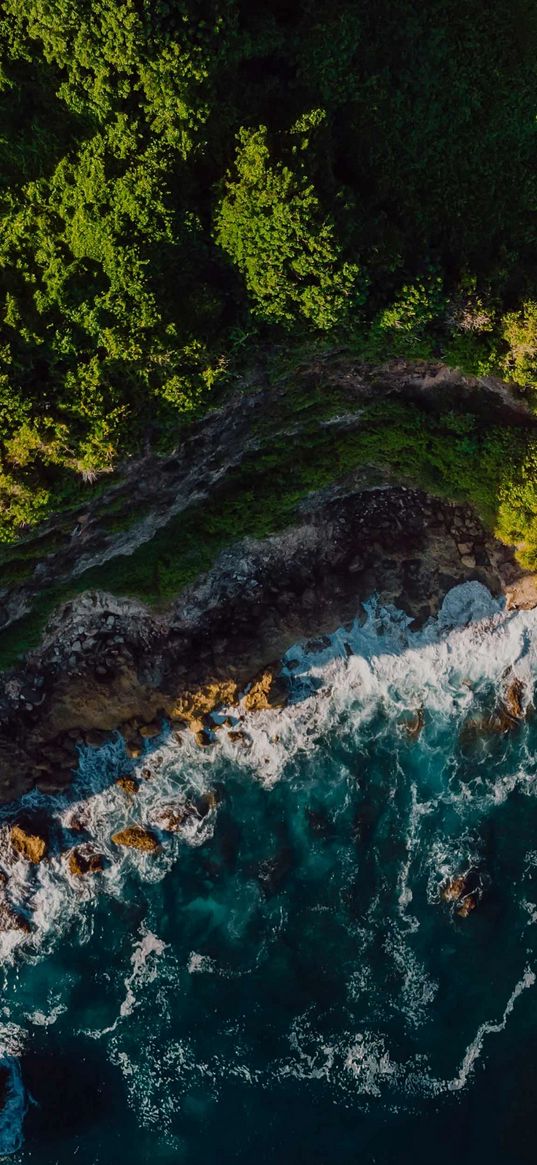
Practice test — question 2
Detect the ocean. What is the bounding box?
[0,582,536,1163]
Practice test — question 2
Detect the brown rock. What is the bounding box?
[10,824,47,863]
[502,676,526,721]
[151,803,188,832]
[228,729,250,745]
[139,721,161,739]
[116,775,139,795]
[170,681,239,727]
[242,667,288,712]
[67,847,104,877]
[440,874,468,903]
[505,573,537,611]
[111,826,159,852]
[125,740,142,759]
[456,893,479,918]
[0,899,31,933]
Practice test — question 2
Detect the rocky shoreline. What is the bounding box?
[0,474,535,804]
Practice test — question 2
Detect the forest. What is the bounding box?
[1,0,537,538]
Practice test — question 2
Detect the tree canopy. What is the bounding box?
[0,0,536,536]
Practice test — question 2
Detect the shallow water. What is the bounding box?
[1,583,537,1163]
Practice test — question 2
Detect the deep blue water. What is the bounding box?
[1,585,537,1163]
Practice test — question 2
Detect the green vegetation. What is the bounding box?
[0,1,536,541]
[3,390,537,670]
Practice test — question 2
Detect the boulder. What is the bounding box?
[111,826,159,852]
[242,667,288,713]
[399,708,424,739]
[125,740,142,759]
[116,775,139,795]
[139,721,161,739]
[10,824,47,863]
[440,870,481,917]
[194,729,213,747]
[151,803,188,833]
[67,847,104,877]
[457,893,479,918]
[502,676,526,721]
[0,899,31,933]
[440,874,467,903]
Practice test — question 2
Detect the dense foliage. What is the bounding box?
[1,0,537,538]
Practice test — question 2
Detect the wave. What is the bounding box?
[0,581,536,1151]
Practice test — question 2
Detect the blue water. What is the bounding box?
[1,585,537,1163]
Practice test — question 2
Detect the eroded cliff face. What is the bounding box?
[0,478,533,802]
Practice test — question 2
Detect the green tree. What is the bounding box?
[215,126,366,330]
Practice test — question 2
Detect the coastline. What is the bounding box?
[0,474,534,803]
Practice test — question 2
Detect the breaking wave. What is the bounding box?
[1,582,537,1159]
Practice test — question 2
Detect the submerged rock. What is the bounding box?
[399,708,424,740]
[67,847,104,877]
[461,675,529,740]
[10,823,47,864]
[456,892,479,918]
[111,826,159,852]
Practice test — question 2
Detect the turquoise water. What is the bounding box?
[1,584,537,1163]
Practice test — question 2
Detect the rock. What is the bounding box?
[440,874,468,903]
[502,675,526,721]
[0,899,31,933]
[194,729,213,747]
[461,554,477,569]
[194,790,218,817]
[139,721,161,739]
[67,847,104,877]
[10,824,47,863]
[399,708,424,739]
[456,893,479,918]
[257,847,293,896]
[305,807,333,838]
[505,573,537,611]
[242,666,288,712]
[111,826,159,852]
[85,728,109,747]
[170,681,239,727]
[151,803,188,833]
[125,740,142,759]
[228,729,250,746]
[116,775,139,795]
[440,870,481,917]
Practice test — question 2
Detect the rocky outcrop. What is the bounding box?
[111,826,159,852]
[440,870,482,917]
[10,824,47,863]
[67,847,104,877]
[242,667,288,712]
[0,470,533,801]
